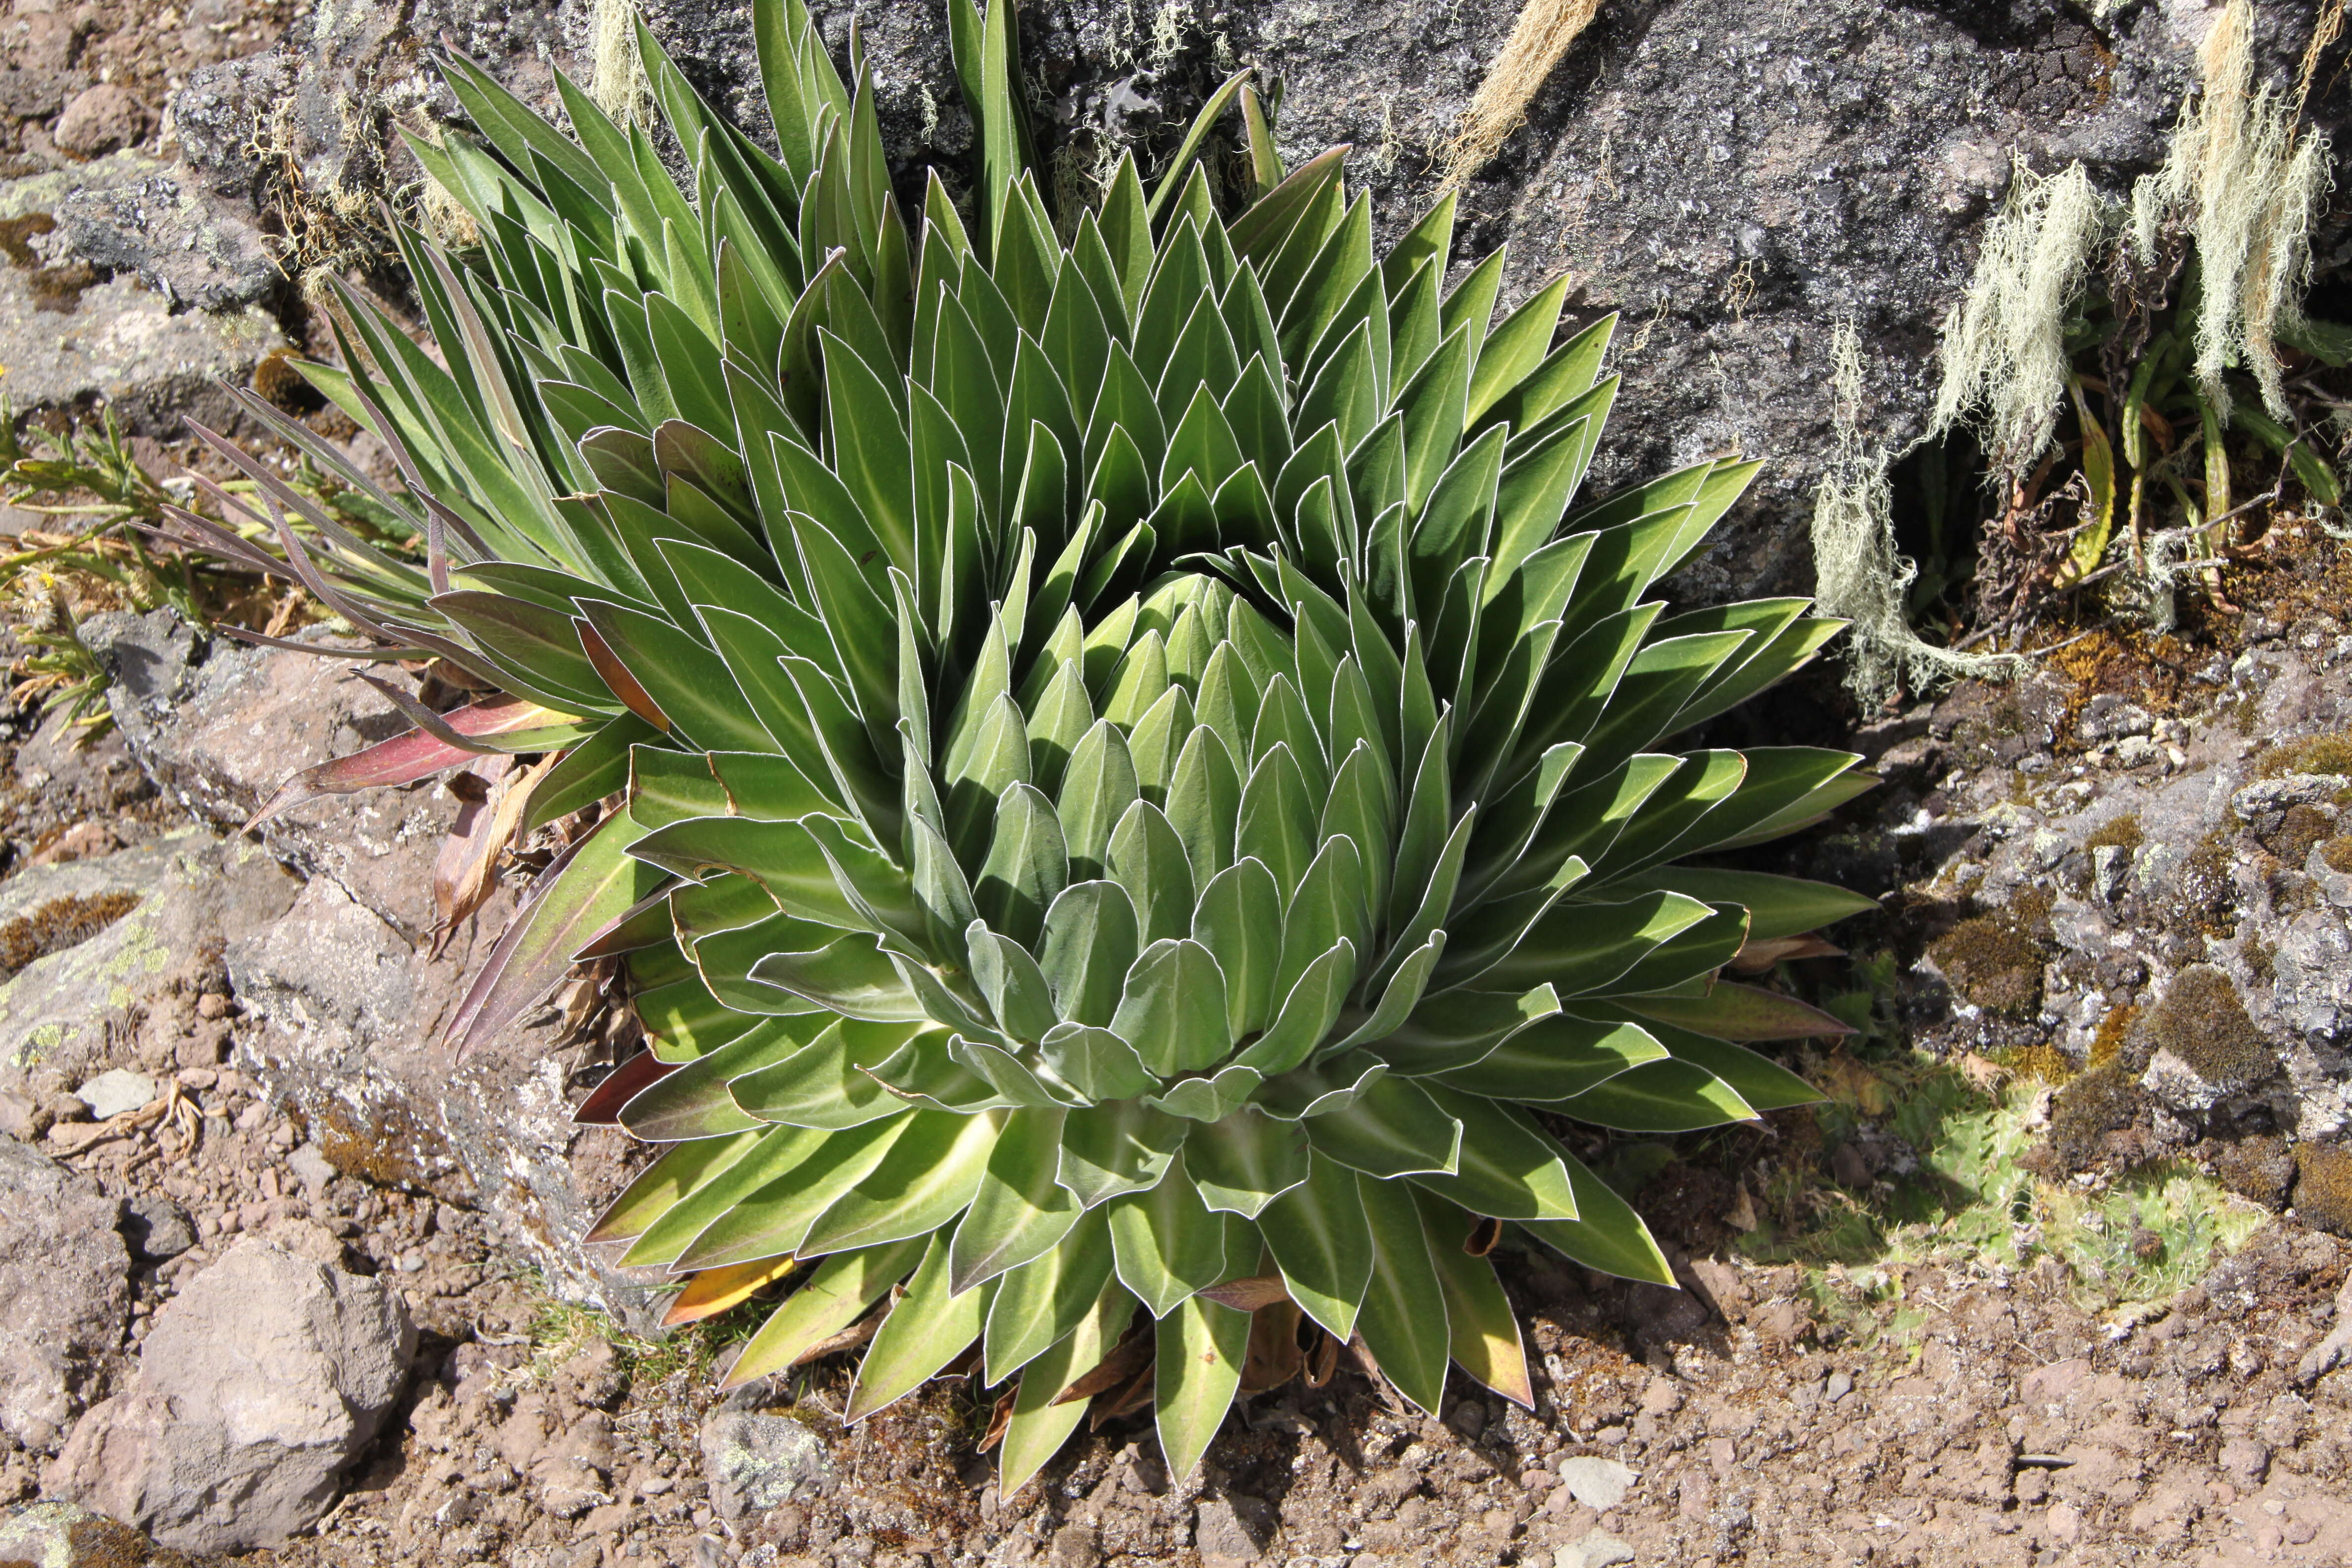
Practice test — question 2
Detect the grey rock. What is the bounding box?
[1824,1369,1854,1403]
[55,157,284,312]
[1558,1455,1639,1509]
[0,833,189,985]
[73,1068,157,1121]
[1194,1495,1276,1567]
[119,1194,197,1262]
[2076,695,2155,745]
[2307,841,2352,909]
[1558,1534,1637,1568]
[0,154,287,435]
[698,1411,831,1522]
[2232,774,2350,835]
[44,1238,416,1554]
[0,831,296,1079]
[97,613,456,941]
[97,619,655,1317]
[0,1141,127,1452]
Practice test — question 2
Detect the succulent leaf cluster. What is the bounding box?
[209,0,1874,1486]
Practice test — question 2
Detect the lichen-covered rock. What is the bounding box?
[44,1239,415,1555]
[699,1410,832,1522]
[0,1141,127,1452]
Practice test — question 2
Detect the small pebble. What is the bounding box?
[1825,1370,1854,1403]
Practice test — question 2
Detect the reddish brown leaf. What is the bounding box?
[578,619,672,733]
[575,1049,680,1125]
[1304,1329,1340,1390]
[979,1385,1019,1453]
[1050,1311,1154,1406]
[1090,1364,1157,1427]
[250,696,578,826]
[1239,1299,1304,1395]
[1624,981,1857,1041]
[1464,1215,1503,1257]
[1730,934,1846,974]
[1200,1274,1292,1312]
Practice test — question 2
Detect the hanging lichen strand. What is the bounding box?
[205,0,1873,1488]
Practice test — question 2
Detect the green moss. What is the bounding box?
[2212,1132,2295,1209]
[2294,1142,2352,1237]
[2135,964,2277,1090]
[1929,914,2046,1017]
[2255,735,2352,780]
[2084,814,2145,854]
[2046,1062,2145,1170]
[2270,803,2336,866]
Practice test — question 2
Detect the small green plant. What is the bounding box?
[220,0,1882,1487]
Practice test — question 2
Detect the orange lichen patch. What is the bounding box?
[2000,1041,2079,1083]
[2032,626,2190,740]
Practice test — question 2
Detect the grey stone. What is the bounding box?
[54,156,284,312]
[119,1195,197,1263]
[698,1411,831,1522]
[0,831,297,1079]
[2076,695,2155,745]
[0,834,189,985]
[1558,1531,1637,1568]
[1194,1495,1276,1566]
[0,180,285,435]
[0,1141,127,1452]
[1558,1456,1639,1509]
[44,1238,415,1554]
[96,621,655,1317]
[73,1068,157,1121]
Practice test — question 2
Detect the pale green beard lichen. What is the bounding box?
[1815,322,2022,700]
[591,0,653,128]
[2131,0,2335,419]
[1929,159,2110,478]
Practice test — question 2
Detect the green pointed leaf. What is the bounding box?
[985,1204,1119,1383]
[1409,1085,1579,1219]
[844,1233,984,1421]
[1111,938,1233,1075]
[1258,1152,1373,1340]
[1109,1150,1235,1316]
[1356,1174,1450,1415]
[999,1277,1132,1492]
[724,1235,928,1388]
[950,1106,1082,1293]
[1518,1149,1675,1286]
[1154,1290,1248,1480]
[1303,1073,1463,1178]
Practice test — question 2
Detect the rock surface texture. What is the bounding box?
[151,0,2342,590]
[44,1238,415,1554]
[90,610,658,1320]
[0,1142,128,1453]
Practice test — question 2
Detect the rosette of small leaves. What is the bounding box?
[230,0,1878,1486]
